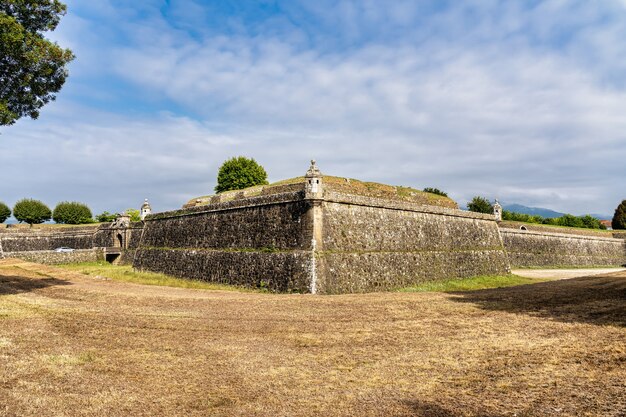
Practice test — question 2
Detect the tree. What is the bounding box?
[95,211,117,223]
[124,208,141,222]
[215,156,269,193]
[52,201,93,224]
[13,198,51,225]
[1,0,74,126]
[612,200,626,230]
[423,187,448,197]
[467,196,493,214]
[0,201,10,223]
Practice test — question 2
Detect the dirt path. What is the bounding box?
[513,267,626,280]
[1,259,625,417]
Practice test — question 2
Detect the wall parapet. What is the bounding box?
[499,228,626,243]
[147,191,305,221]
[323,191,494,221]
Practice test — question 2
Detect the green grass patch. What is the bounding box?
[511,265,624,270]
[56,262,256,292]
[398,274,548,293]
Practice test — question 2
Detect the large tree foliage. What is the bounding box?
[52,201,93,224]
[13,198,51,225]
[612,200,626,230]
[467,196,493,214]
[215,156,269,193]
[0,0,74,125]
[0,201,10,223]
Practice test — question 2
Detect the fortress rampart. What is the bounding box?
[131,167,510,293]
[1,163,624,292]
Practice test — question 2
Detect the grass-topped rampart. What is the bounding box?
[184,175,457,209]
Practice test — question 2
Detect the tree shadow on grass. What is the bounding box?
[0,274,71,295]
[450,273,626,327]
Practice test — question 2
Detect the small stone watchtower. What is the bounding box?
[493,199,502,222]
[140,199,152,220]
[305,160,323,199]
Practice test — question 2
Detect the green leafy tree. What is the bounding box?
[1,0,74,125]
[52,201,93,224]
[467,196,493,214]
[95,211,117,223]
[0,201,11,223]
[124,208,141,222]
[557,214,584,228]
[13,198,51,225]
[579,215,603,230]
[423,187,448,197]
[215,156,269,193]
[612,200,626,230]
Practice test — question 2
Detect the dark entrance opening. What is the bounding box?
[106,253,121,264]
[116,233,124,248]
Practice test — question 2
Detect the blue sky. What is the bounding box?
[2,0,626,218]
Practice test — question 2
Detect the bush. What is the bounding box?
[215,156,269,193]
[0,202,11,223]
[95,211,117,223]
[423,187,448,197]
[467,196,493,214]
[612,200,626,230]
[13,199,51,225]
[52,201,93,224]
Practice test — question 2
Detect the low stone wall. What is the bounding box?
[500,228,626,268]
[0,226,98,252]
[4,249,103,265]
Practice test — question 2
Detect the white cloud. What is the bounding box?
[2,1,626,218]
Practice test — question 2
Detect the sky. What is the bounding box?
[2,0,626,218]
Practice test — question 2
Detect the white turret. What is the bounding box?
[493,199,502,222]
[304,160,323,198]
[140,199,152,220]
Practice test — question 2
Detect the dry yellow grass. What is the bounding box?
[0,258,624,417]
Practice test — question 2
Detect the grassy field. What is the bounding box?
[1,258,625,416]
[59,262,541,293]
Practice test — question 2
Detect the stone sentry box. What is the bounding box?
[133,161,510,294]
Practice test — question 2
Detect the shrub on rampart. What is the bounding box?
[423,187,448,197]
[13,199,51,225]
[0,202,11,223]
[53,201,93,224]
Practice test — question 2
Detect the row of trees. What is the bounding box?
[467,196,626,230]
[0,199,141,225]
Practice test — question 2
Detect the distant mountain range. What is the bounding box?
[502,203,610,220]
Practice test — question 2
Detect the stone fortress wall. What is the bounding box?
[1,162,624,292]
[132,162,510,294]
[315,192,509,293]
[133,192,315,292]
[499,227,626,268]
